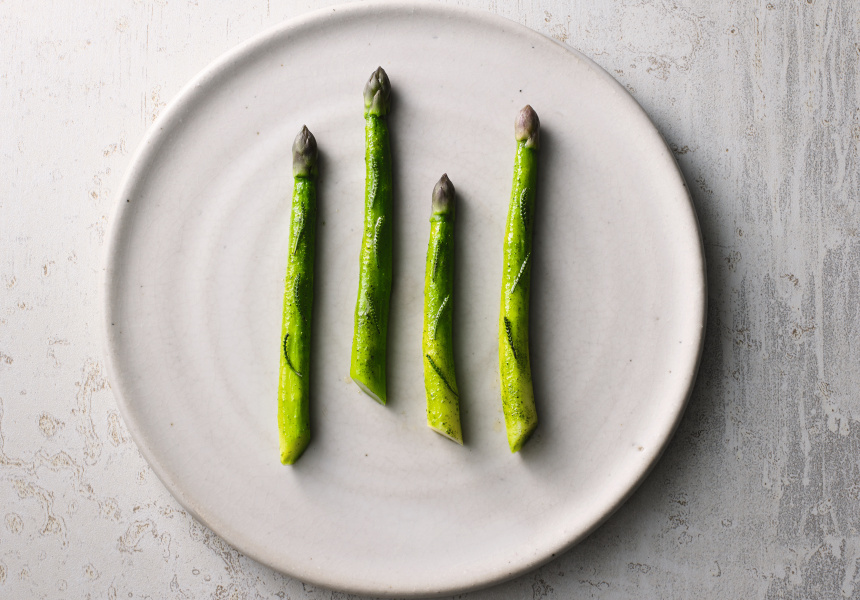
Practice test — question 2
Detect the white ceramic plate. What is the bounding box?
[104,3,705,597]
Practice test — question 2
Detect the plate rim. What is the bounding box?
[101,1,707,596]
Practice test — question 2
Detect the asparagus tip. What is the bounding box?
[364,66,391,116]
[431,173,455,218]
[515,105,540,150]
[292,125,318,178]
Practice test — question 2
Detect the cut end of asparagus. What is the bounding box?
[352,377,387,405]
[429,423,464,445]
[279,431,311,465]
[292,125,318,178]
[507,418,538,453]
[363,66,391,117]
[431,173,455,219]
[514,105,540,150]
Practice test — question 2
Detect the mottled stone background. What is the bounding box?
[3,0,858,598]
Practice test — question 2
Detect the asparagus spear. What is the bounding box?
[278,125,318,464]
[499,105,540,453]
[423,174,462,444]
[350,67,393,404]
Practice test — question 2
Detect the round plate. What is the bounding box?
[103,3,705,597]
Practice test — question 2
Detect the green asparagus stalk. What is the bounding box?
[278,125,318,464]
[499,105,540,453]
[422,174,462,444]
[350,66,393,405]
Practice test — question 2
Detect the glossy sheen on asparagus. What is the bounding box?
[499,105,540,453]
[278,125,318,464]
[423,175,462,444]
[350,67,393,404]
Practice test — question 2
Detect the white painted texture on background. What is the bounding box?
[2,0,859,598]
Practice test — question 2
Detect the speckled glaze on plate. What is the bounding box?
[103,3,706,597]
